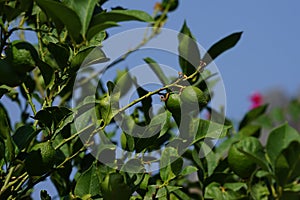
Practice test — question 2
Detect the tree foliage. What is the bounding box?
[0,0,299,199]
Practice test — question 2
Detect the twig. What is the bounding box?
[22,83,37,115]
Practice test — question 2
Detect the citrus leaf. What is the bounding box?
[156,187,167,198]
[120,158,145,174]
[239,104,268,130]
[160,147,181,181]
[87,9,153,40]
[144,57,169,85]
[203,32,243,65]
[35,0,82,42]
[178,21,201,77]
[13,125,38,151]
[74,165,101,197]
[0,103,11,140]
[87,21,119,41]
[180,166,198,176]
[172,189,190,199]
[70,46,109,74]
[36,60,55,88]
[193,119,231,143]
[90,9,153,25]
[266,123,300,167]
[47,42,70,70]
[274,141,300,186]
[63,0,98,36]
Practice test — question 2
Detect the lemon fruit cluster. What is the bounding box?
[25,140,56,176]
[228,137,263,179]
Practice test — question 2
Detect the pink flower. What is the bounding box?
[250,92,263,109]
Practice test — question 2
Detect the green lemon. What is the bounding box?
[101,173,131,200]
[0,58,25,87]
[228,137,263,179]
[165,93,181,115]
[180,86,207,108]
[161,0,179,12]
[6,41,38,74]
[25,140,56,176]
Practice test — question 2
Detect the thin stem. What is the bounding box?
[1,166,15,191]
[54,123,94,150]
[0,172,27,197]
[22,83,37,115]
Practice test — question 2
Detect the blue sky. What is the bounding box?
[104,0,300,118]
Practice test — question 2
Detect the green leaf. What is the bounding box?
[203,32,243,65]
[133,80,153,123]
[180,166,198,176]
[13,125,38,151]
[200,142,219,176]
[172,189,190,199]
[239,104,268,130]
[274,141,300,186]
[46,42,70,70]
[90,9,153,25]
[87,9,153,40]
[0,103,11,140]
[178,21,201,77]
[266,123,300,167]
[35,0,82,42]
[74,165,101,197]
[40,190,51,200]
[36,60,55,88]
[144,57,169,85]
[63,0,98,36]
[87,21,119,41]
[204,182,245,200]
[156,187,167,198]
[193,119,231,143]
[239,146,270,172]
[120,158,145,174]
[224,182,247,192]
[2,5,23,22]
[98,84,120,127]
[34,107,73,131]
[160,147,182,181]
[284,183,300,193]
[238,125,261,137]
[166,186,181,193]
[145,185,157,200]
[250,182,270,200]
[70,46,109,73]
[139,173,150,190]
[0,103,15,161]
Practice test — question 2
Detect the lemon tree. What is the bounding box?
[1,1,299,200]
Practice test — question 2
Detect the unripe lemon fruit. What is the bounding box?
[165,93,181,115]
[6,41,37,74]
[228,137,263,179]
[0,58,25,87]
[25,140,56,176]
[180,86,207,108]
